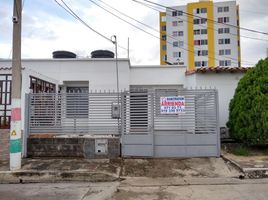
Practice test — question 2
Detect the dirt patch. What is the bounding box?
[121,158,240,178]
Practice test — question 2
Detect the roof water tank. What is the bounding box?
[91,50,114,58]
[52,51,77,59]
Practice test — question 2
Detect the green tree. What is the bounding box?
[227,58,268,145]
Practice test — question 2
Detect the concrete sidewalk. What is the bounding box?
[0,157,242,183]
[222,152,268,178]
[0,158,122,183]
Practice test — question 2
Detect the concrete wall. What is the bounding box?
[130,65,186,86]
[27,137,120,159]
[185,72,244,127]
[0,58,130,91]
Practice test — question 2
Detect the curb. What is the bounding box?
[221,154,268,179]
[221,155,244,173]
[0,170,120,184]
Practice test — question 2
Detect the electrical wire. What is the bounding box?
[138,0,268,36]
[55,0,128,51]
[90,0,254,65]
[131,0,257,65]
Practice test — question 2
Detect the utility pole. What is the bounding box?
[10,0,22,171]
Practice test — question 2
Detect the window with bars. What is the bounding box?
[30,76,56,93]
[0,75,12,129]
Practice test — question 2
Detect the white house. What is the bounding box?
[0,57,247,131]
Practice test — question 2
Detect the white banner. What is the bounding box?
[160,96,185,114]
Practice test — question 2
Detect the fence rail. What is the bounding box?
[26,89,218,136]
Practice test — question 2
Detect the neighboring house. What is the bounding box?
[0,67,58,129]
[0,56,247,132]
[160,0,241,70]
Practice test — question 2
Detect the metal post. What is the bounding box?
[10,0,22,171]
[111,35,120,134]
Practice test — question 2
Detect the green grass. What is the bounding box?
[233,146,250,156]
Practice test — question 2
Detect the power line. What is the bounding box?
[132,0,268,43]
[88,0,254,65]
[56,0,112,42]
[94,0,248,64]
[138,0,268,36]
[55,0,128,51]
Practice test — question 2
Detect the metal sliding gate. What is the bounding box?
[26,88,220,158]
[121,89,220,157]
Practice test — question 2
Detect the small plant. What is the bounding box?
[233,146,250,156]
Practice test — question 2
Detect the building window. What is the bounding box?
[218,27,230,34]
[218,6,229,13]
[219,38,230,44]
[0,75,11,129]
[172,21,177,26]
[200,18,207,24]
[179,41,184,47]
[201,39,208,45]
[219,49,231,55]
[196,8,200,14]
[162,55,167,62]
[193,19,200,24]
[173,41,178,47]
[162,45,166,51]
[172,31,183,37]
[194,40,201,45]
[162,35,166,41]
[201,29,207,34]
[161,25,166,31]
[195,61,201,67]
[224,6,229,12]
[161,16,166,22]
[218,17,229,23]
[172,10,183,16]
[219,49,225,55]
[201,8,207,13]
[225,49,231,55]
[219,60,231,66]
[173,52,179,58]
[66,87,89,118]
[194,29,200,35]
[201,61,208,67]
[30,76,56,93]
[195,61,207,67]
[178,10,183,16]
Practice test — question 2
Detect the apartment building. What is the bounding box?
[160,0,241,71]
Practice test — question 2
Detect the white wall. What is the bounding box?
[130,65,186,86]
[185,72,244,127]
[0,58,130,92]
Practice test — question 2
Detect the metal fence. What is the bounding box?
[27,93,121,135]
[26,88,220,157]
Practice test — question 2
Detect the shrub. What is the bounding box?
[227,58,268,145]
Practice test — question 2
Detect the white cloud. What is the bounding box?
[0,0,268,65]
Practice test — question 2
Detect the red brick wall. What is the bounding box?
[0,129,9,161]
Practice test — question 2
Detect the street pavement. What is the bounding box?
[1,178,268,200]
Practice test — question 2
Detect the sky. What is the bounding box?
[0,0,268,66]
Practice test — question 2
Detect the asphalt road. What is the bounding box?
[0,179,268,200]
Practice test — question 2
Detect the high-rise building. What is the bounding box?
[160,0,241,71]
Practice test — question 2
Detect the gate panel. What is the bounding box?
[122,89,220,158]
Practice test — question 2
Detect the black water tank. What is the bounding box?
[52,51,77,58]
[91,50,114,58]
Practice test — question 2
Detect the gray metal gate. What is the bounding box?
[25,88,220,157]
[121,89,220,157]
